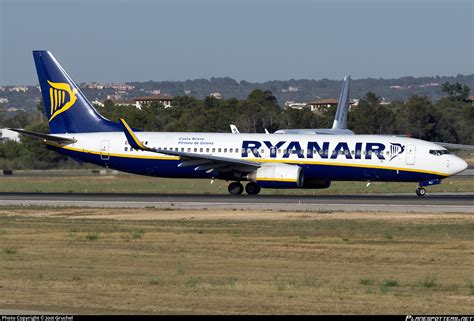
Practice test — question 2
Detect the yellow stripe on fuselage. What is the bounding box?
[257,177,297,183]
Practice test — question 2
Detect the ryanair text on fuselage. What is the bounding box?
[241,140,404,161]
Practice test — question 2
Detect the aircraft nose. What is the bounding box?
[451,156,468,175]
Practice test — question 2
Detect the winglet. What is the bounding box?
[230,124,240,134]
[119,118,151,151]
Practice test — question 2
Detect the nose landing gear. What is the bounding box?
[416,179,441,197]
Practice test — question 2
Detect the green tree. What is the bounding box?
[441,82,471,101]
[399,95,437,140]
[5,111,29,128]
[349,92,396,134]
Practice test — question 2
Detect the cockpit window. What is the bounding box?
[429,149,450,156]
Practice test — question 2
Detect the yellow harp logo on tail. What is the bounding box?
[47,80,78,122]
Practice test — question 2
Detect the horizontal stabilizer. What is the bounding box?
[9,128,76,144]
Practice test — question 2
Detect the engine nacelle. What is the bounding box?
[247,164,304,188]
[302,180,331,189]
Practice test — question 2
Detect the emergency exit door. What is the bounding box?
[100,140,110,160]
[406,144,415,165]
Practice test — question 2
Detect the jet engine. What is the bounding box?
[246,164,304,188]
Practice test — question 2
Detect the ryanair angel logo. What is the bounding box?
[47,80,78,122]
[389,143,405,161]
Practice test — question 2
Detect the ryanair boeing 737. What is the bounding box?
[11,51,469,196]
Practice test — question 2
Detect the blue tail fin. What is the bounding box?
[33,51,122,133]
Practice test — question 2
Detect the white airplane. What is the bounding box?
[11,51,468,196]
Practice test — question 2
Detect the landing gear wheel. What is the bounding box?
[245,182,261,195]
[416,187,426,197]
[228,182,244,195]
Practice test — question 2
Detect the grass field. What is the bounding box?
[0,207,473,314]
[1,173,473,194]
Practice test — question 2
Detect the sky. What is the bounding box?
[0,0,473,85]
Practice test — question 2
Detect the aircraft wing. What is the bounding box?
[436,142,474,150]
[120,118,261,174]
[8,128,77,144]
[274,128,354,135]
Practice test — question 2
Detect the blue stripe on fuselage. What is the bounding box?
[47,145,445,182]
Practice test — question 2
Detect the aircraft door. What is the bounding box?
[100,140,110,160]
[406,144,415,165]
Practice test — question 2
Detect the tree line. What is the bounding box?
[0,82,472,169]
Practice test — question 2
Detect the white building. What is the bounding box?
[134,94,174,109]
[284,101,308,110]
[209,92,222,100]
[0,129,20,142]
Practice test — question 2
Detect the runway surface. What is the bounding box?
[1,192,473,213]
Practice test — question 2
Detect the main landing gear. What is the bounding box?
[228,182,261,195]
[415,187,426,197]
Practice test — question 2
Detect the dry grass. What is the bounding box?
[0,207,473,314]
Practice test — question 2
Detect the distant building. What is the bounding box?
[110,99,135,106]
[306,98,357,112]
[306,98,339,112]
[82,82,135,90]
[134,94,173,109]
[0,129,20,142]
[467,95,474,105]
[209,92,222,100]
[284,101,307,110]
[8,86,28,92]
[0,97,9,104]
[282,86,299,93]
[91,99,104,107]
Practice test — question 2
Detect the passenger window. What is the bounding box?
[181,148,184,152]
[124,147,128,151]
[229,148,233,153]
[223,148,227,153]
[212,148,215,153]
[194,148,197,152]
[206,148,210,153]
[200,148,203,152]
[187,148,191,152]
